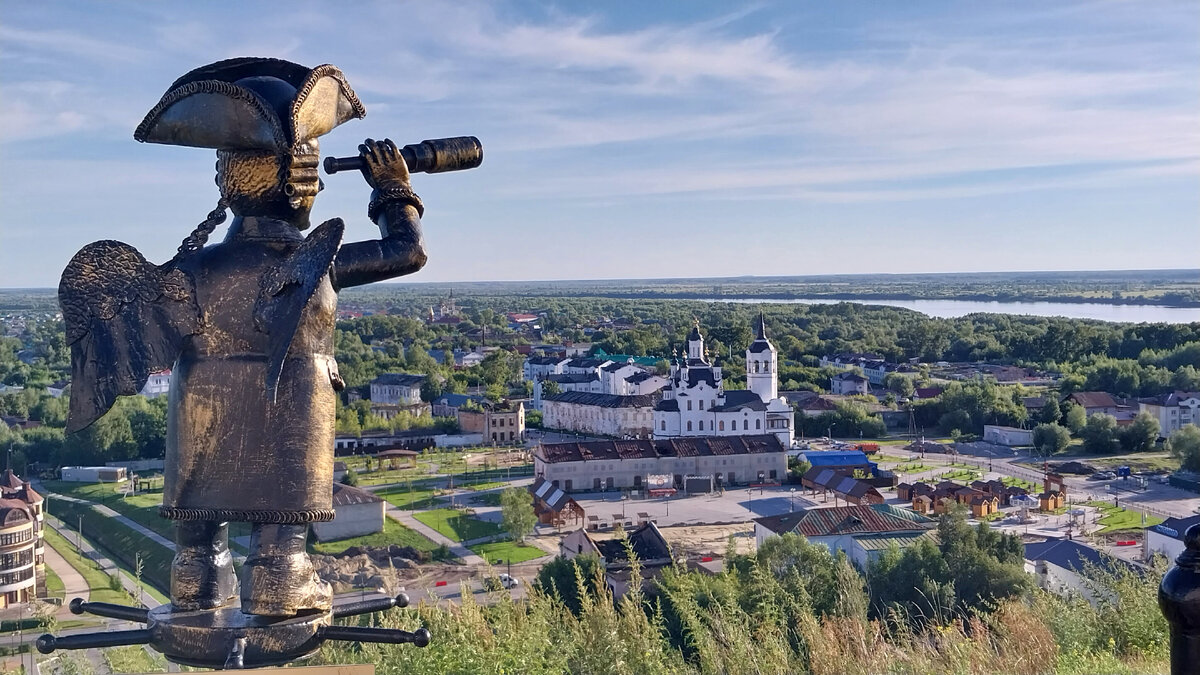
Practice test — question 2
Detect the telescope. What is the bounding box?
[324,136,483,176]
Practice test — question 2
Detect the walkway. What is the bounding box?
[385,506,484,565]
[41,534,90,617]
[38,486,176,551]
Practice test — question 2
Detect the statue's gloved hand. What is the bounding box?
[358,138,411,192]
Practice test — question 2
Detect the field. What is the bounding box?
[469,539,548,565]
[413,509,503,542]
[311,518,442,556]
[375,486,443,510]
[1084,501,1164,534]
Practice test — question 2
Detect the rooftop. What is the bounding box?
[755,504,934,538]
[542,391,658,408]
[537,435,785,464]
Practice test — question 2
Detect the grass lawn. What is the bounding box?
[311,518,441,555]
[1084,501,1164,534]
[42,481,174,540]
[42,525,134,605]
[472,492,502,507]
[892,463,932,474]
[939,469,981,482]
[1087,456,1181,473]
[463,481,508,492]
[375,487,443,511]
[42,561,65,599]
[46,500,174,600]
[1001,476,1039,491]
[413,509,502,542]
[469,539,547,565]
[103,645,167,674]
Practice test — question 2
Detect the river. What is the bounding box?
[697,297,1200,324]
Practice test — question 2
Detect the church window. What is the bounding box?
[719,420,724,431]
[687,421,693,431]
[754,361,760,373]
[661,421,666,431]
[756,419,761,429]
[743,420,748,430]
[698,400,704,410]
[699,421,705,431]
[687,400,692,411]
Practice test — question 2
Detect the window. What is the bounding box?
[756,419,761,429]
[687,421,693,431]
[719,420,725,431]
[661,421,666,431]
[700,421,705,431]
[743,420,748,430]
[754,361,759,373]
[687,400,692,411]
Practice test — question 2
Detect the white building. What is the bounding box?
[535,435,787,492]
[523,356,572,381]
[369,373,426,405]
[1023,539,1144,605]
[311,483,385,542]
[830,372,869,396]
[621,370,669,396]
[1139,391,1200,438]
[654,317,794,448]
[140,370,171,398]
[1145,515,1200,567]
[983,425,1034,446]
[541,391,657,438]
[753,504,935,570]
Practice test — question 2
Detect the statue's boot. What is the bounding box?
[240,523,332,617]
[171,521,238,611]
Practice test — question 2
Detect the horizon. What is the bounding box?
[2,266,1198,293]
[2,2,1198,287]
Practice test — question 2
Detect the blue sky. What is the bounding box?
[1,1,1197,287]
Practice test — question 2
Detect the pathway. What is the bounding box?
[37,485,176,551]
[41,535,90,620]
[43,513,162,609]
[384,506,484,565]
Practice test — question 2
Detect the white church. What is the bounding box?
[653,315,794,448]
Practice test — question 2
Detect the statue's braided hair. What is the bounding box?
[168,198,228,267]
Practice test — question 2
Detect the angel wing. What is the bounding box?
[253,218,344,401]
[59,241,201,432]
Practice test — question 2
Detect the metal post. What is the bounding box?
[1160,524,1200,675]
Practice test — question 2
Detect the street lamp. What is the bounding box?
[789,487,796,512]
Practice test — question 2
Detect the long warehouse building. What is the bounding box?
[533,435,786,492]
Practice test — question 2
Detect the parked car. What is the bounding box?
[482,573,520,591]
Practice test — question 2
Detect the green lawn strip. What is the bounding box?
[1082,501,1163,534]
[42,480,175,540]
[312,518,440,555]
[375,487,442,510]
[469,539,547,565]
[1001,476,1038,491]
[462,481,507,492]
[893,463,931,474]
[42,560,65,599]
[46,500,173,599]
[103,644,167,674]
[41,525,134,605]
[413,508,502,542]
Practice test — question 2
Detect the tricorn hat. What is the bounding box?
[134,57,365,151]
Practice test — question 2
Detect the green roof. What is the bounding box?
[853,531,937,551]
[591,349,661,367]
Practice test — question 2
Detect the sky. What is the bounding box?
[1,1,1197,287]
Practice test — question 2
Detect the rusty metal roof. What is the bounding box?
[536,435,784,464]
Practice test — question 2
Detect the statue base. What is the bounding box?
[150,605,329,668]
[37,596,430,670]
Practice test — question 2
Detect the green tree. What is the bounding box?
[1063,401,1087,434]
[1032,423,1071,455]
[1039,398,1062,425]
[533,554,604,616]
[340,469,359,486]
[499,486,537,543]
[1080,413,1120,454]
[1118,412,1160,453]
[883,372,915,398]
[1167,425,1200,472]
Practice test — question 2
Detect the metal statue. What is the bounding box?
[41,57,481,668]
